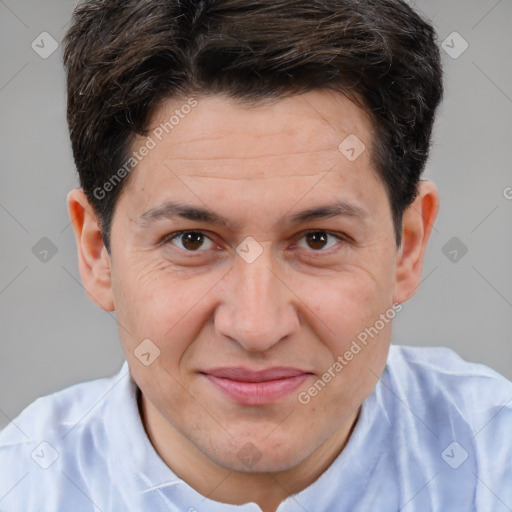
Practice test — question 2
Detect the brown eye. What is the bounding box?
[168,231,214,251]
[305,231,328,250]
[296,231,344,251]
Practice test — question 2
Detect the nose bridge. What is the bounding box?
[215,244,297,351]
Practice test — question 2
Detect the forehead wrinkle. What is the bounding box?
[169,163,339,181]
[160,149,334,161]
[180,173,327,181]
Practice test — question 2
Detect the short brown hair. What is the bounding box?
[63,0,443,252]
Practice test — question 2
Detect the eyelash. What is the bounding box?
[161,230,350,255]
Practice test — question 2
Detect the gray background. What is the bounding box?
[0,0,511,430]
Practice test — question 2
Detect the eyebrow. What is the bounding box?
[138,199,368,230]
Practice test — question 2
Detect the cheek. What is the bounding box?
[300,266,393,340]
[294,264,394,406]
[111,257,222,358]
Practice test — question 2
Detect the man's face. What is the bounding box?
[108,90,400,472]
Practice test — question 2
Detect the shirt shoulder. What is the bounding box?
[0,366,128,446]
[385,345,512,510]
[387,344,512,412]
[0,364,132,511]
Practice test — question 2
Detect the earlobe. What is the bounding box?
[66,188,115,312]
[393,181,439,304]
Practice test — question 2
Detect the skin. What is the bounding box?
[67,89,438,512]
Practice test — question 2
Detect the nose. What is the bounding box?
[214,245,300,352]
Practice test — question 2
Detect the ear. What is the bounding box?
[393,180,439,304]
[66,188,115,312]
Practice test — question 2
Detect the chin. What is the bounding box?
[207,434,313,474]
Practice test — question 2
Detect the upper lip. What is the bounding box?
[202,367,312,382]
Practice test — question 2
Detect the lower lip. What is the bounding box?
[204,374,311,405]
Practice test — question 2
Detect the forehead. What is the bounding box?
[147,90,374,170]
[118,90,383,218]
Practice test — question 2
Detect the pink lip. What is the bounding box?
[201,367,312,405]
